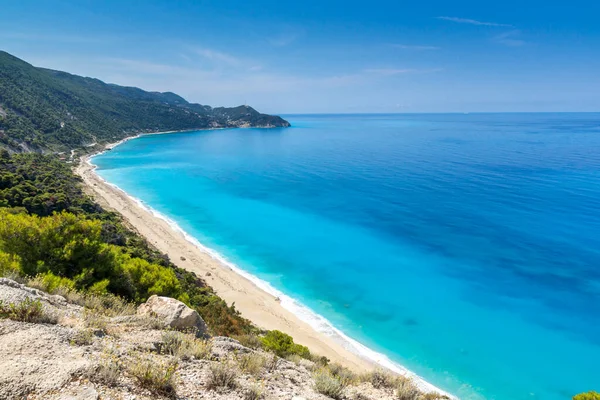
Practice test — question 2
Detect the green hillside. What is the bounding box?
[0,51,289,152]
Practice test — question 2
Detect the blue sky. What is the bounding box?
[1,0,599,113]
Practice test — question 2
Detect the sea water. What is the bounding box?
[92,113,600,399]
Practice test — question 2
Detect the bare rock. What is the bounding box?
[0,277,67,307]
[137,295,208,337]
[0,320,89,399]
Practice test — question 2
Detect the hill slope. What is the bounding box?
[0,51,290,152]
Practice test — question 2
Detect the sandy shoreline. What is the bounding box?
[75,135,452,397]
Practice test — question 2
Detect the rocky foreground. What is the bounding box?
[0,278,447,400]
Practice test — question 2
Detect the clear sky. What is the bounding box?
[1,0,599,114]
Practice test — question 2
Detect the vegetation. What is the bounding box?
[0,152,254,336]
[395,378,421,400]
[243,383,264,400]
[206,361,238,391]
[238,352,267,376]
[0,51,289,152]
[260,329,311,359]
[126,355,178,398]
[574,392,600,400]
[0,297,58,324]
[313,368,347,400]
[159,331,211,360]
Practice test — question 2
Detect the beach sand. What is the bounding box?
[75,138,452,397]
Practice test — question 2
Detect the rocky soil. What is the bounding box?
[0,278,445,400]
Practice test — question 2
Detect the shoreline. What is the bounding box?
[75,131,454,398]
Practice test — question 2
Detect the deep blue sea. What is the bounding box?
[93,113,600,400]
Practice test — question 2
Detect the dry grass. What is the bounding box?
[135,315,166,330]
[82,309,108,331]
[243,382,264,400]
[238,352,267,376]
[90,351,121,387]
[126,355,178,398]
[395,377,421,400]
[313,368,346,400]
[362,369,399,389]
[83,293,136,317]
[160,331,211,360]
[71,329,95,346]
[326,362,357,386]
[265,353,279,372]
[233,334,263,350]
[0,298,58,324]
[206,361,238,391]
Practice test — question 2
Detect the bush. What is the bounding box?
[396,377,420,400]
[362,369,399,389]
[127,355,178,398]
[238,352,267,376]
[0,298,58,324]
[71,329,95,346]
[327,362,357,386]
[160,331,211,360]
[574,392,600,400]
[234,333,263,350]
[0,250,21,277]
[260,330,310,359]
[313,368,346,400]
[207,361,238,391]
[90,351,121,387]
[244,382,264,400]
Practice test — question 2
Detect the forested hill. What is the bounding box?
[0,51,290,152]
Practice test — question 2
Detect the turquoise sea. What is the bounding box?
[92,113,600,399]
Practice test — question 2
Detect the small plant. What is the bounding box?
[91,351,121,387]
[313,368,346,400]
[362,369,398,389]
[574,392,600,400]
[327,362,357,386]
[261,330,310,359]
[206,361,238,391]
[395,377,420,400]
[83,309,108,331]
[160,331,211,360]
[234,334,263,350]
[243,382,264,400]
[71,329,95,346]
[127,355,178,397]
[238,352,267,376]
[0,298,58,324]
[265,353,279,372]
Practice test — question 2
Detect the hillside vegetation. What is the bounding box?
[0,151,253,336]
[0,51,290,152]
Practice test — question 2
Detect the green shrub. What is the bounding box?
[260,330,310,359]
[0,298,58,324]
[0,250,21,277]
[574,392,600,400]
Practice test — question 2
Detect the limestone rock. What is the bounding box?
[137,295,208,337]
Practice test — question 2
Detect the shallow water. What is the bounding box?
[93,113,600,399]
